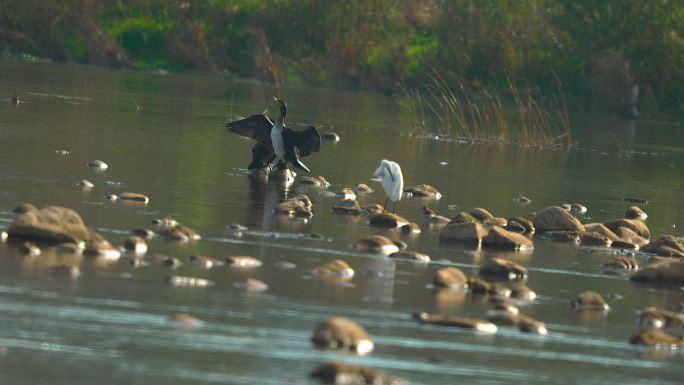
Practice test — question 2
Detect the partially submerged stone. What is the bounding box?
[611,239,639,250]
[540,231,581,243]
[625,206,648,221]
[233,277,268,292]
[479,258,528,281]
[614,226,648,247]
[624,196,648,204]
[310,362,406,385]
[629,329,684,349]
[7,205,90,243]
[158,225,201,241]
[413,312,497,333]
[12,202,37,214]
[123,236,147,254]
[583,223,620,241]
[405,184,442,199]
[641,235,684,255]
[311,317,374,354]
[438,222,487,247]
[131,228,156,239]
[118,192,150,203]
[505,217,535,233]
[399,222,421,235]
[336,188,357,201]
[331,199,362,215]
[486,313,547,335]
[513,195,532,204]
[602,256,638,271]
[422,206,450,226]
[225,255,262,268]
[468,278,512,297]
[468,207,495,222]
[165,275,215,287]
[603,218,650,239]
[353,183,373,194]
[432,267,468,288]
[275,196,313,218]
[571,291,610,311]
[189,255,222,268]
[361,204,384,215]
[510,284,537,301]
[638,306,684,329]
[299,176,331,188]
[84,232,121,260]
[390,250,430,262]
[77,179,94,188]
[53,241,84,254]
[532,206,585,233]
[368,212,409,229]
[311,260,355,279]
[482,226,533,250]
[86,159,108,169]
[450,211,479,224]
[168,313,203,329]
[17,241,41,257]
[581,232,612,247]
[630,260,684,286]
[351,235,403,255]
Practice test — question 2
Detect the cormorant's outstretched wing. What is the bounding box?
[248,143,275,170]
[226,115,273,147]
[283,126,321,157]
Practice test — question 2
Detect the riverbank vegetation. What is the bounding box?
[1,0,683,124]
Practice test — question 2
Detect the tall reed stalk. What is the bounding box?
[400,68,572,148]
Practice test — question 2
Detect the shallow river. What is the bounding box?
[0,60,683,385]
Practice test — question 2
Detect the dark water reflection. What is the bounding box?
[0,61,683,384]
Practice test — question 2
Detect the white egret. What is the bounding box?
[374,159,404,213]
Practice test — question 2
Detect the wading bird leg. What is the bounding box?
[393,202,397,214]
[383,197,388,213]
[276,161,286,170]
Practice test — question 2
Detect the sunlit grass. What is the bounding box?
[400,68,572,148]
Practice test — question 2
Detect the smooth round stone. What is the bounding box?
[571,291,610,311]
[53,241,85,254]
[389,250,430,262]
[164,276,215,287]
[311,317,374,354]
[123,236,148,254]
[168,313,203,329]
[86,160,108,169]
[625,206,648,221]
[311,260,354,279]
[233,277,268,292]
[189,255,220,268]
[131,228,156,239]
[432,267,468,288]
[226,223,248,232]
[12,202,37,214]
[225,256,262,268]
[77,179,94,188]
[353,183,373,194]
[413,312,497,333]
[1,231,7,242]
[17,241,41,257]
[351,235,401,255]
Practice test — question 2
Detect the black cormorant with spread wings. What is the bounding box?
[226,97,321,173]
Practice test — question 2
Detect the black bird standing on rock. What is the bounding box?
[226,97,321,172]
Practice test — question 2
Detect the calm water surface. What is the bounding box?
[0,61,683,384]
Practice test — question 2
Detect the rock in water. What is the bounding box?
[533,206,585,233]
[7,205,90,243]
[311,317,374,354]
